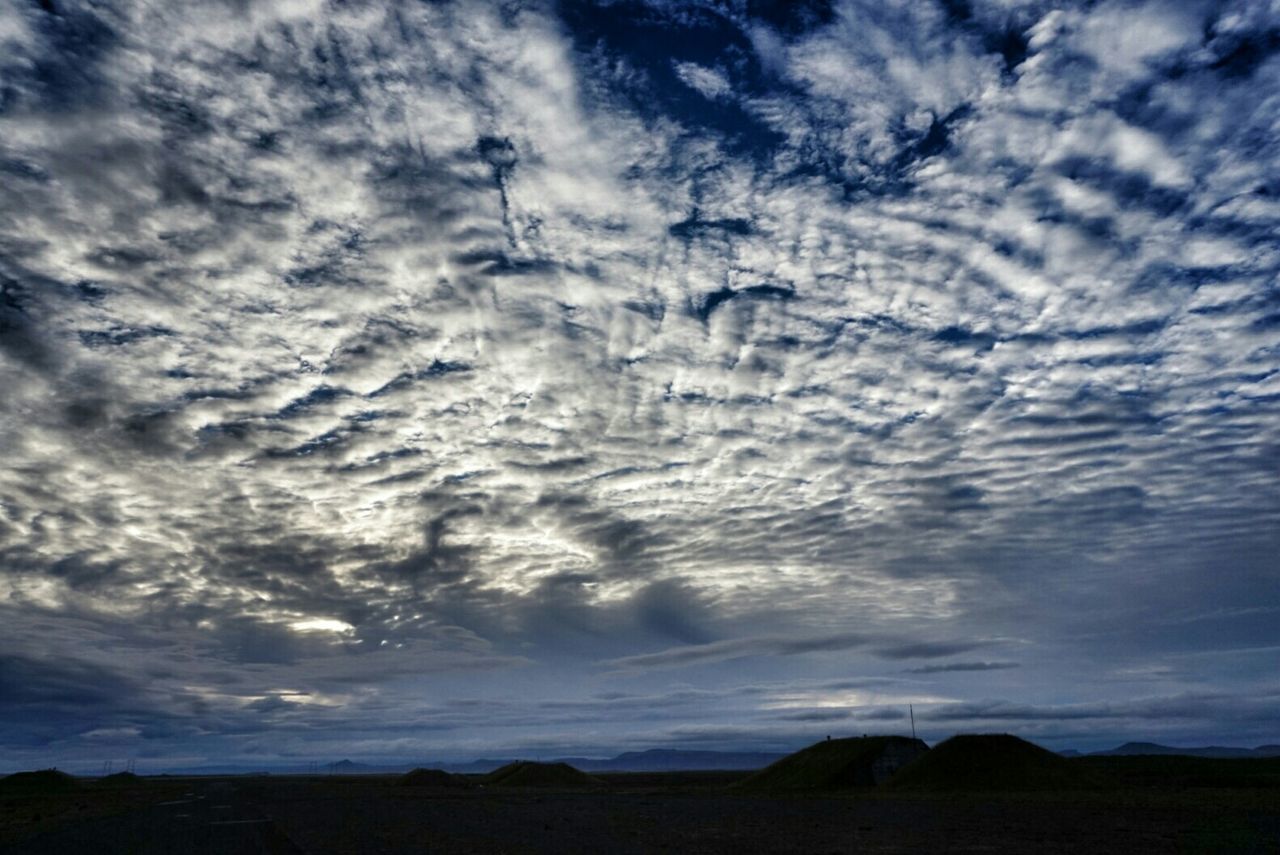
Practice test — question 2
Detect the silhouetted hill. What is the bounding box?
[438,749,785,774]
[890,734,1096,792]
[484,762,600,788]
[397,768,471,788]
[142,747,873,777]
[0,770,79,793]
[96,771,142,787]
[737,736,928,791]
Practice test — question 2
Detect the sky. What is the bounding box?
[1,0,1278,772]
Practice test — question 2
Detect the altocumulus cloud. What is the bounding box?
[0,0,1278,768]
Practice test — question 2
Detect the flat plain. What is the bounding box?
[3,761,1279,854]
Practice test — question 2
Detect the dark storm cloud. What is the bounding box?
[773,708,853,722]
[0,653,136,720]
[604,631,998,673]
[859,707,908,721]
[604,634,866,672]
[907,661,1020,674]
[923,689,1280,739]
[874,641,989,661]
[1,0,1278,766]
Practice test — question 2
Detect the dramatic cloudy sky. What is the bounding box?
[2,0,1278,770]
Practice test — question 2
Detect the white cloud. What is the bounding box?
[0,0,1277,763]
[673,60,732,100]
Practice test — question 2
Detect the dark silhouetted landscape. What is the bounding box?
[4,735,1279,853]
[3,1,1278,853]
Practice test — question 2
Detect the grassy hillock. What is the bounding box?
[96,771,142,787]
[889,734,1096,792]
[397,768,471,788]
[736,736,928,792]
[484,762,600,789]
[0,770,80,794]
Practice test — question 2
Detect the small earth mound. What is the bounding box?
[97,771,143,787]
[888,734,1096,791]
[737,736,929,791]
[0,769,80,793]
[484,761,600,789]
[397,768,470,788]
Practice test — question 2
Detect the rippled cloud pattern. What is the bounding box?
[1,0,1278,767]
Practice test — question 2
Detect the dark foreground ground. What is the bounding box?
[2,770,1278,854]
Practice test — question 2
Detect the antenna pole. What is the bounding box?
[910,705,916,740]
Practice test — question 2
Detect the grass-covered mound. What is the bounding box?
[484,761,600,789]
[888,734,1095,791]
[736,736,929,792]
[96,771,142,787]
[397,768,471,788]
[0,770,80,793]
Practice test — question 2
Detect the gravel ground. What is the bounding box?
[4,776,1278,854]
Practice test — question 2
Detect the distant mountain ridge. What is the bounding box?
[113,742,1280,777]
[421,749,786,774]
[1087,742,1280,759]
[564,749,786,772]
[153,748,787,777]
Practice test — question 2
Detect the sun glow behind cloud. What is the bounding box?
[289,618,356,635]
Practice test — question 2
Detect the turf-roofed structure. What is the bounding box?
[738,736,929,791]
[97,771,142,787]
[0,770,80,793]
[888,734,1096,791]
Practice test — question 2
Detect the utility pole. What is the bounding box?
[910,705,916,740]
